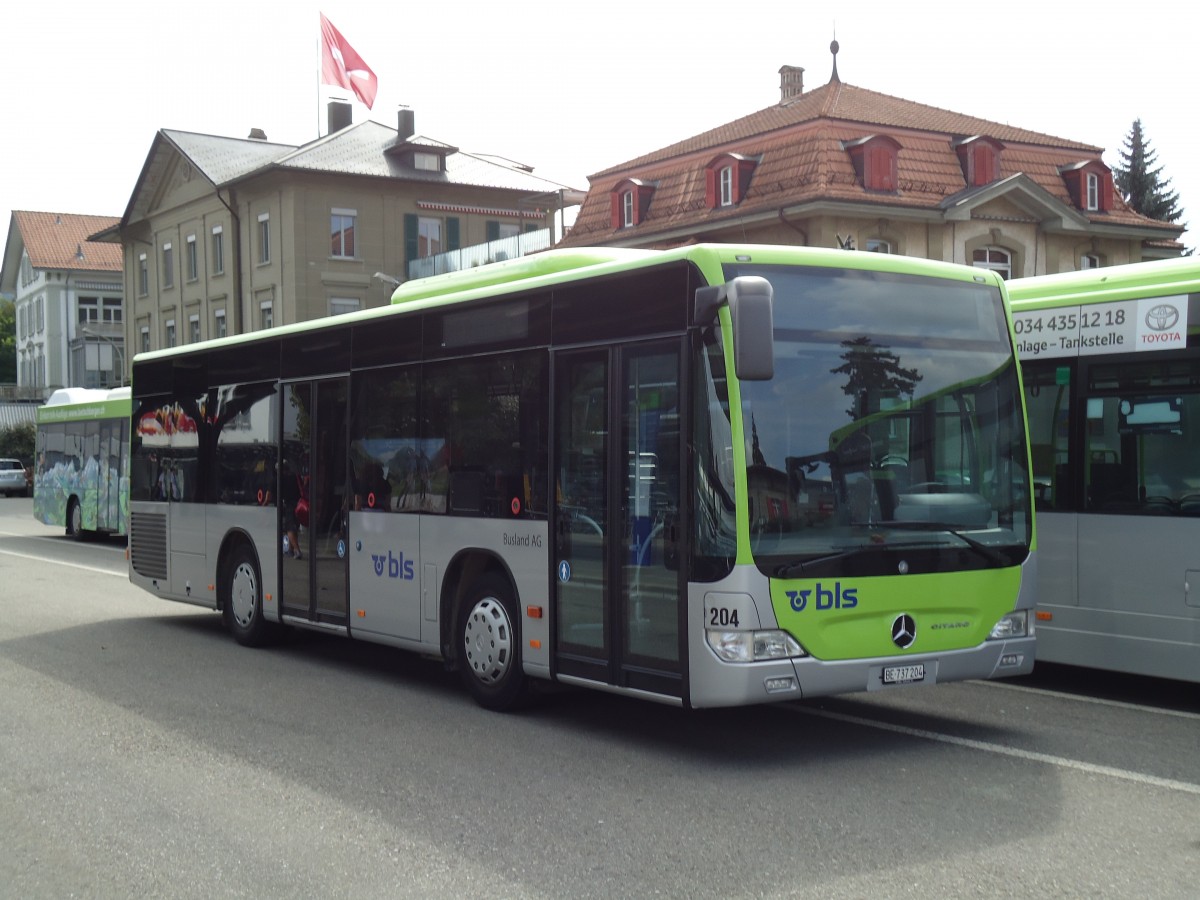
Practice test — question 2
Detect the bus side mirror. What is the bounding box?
[728,276,774,381]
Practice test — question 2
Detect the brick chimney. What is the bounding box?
[779,65,804,104]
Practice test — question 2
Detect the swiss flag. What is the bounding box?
[319,13,378,109]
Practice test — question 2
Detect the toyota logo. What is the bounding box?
[891,614,916,649]
[1145,303,1180,332]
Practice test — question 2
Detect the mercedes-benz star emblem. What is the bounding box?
[891,614,916,649]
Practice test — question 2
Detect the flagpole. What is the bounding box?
[315,23,321,139]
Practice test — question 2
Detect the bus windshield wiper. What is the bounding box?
[883,521,1008,566]
[774,546,874,578]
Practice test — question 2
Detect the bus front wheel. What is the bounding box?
[222,544,274,647]
[458,575,526,711]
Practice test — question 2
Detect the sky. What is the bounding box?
[2,0,1196,254]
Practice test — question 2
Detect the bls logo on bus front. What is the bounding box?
[372,550,415,580]
[786,582,857,611]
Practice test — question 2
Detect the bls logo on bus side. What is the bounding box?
[786,582,858,612]
[372,550,415,580]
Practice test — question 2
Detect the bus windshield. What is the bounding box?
[725,264,1031,578]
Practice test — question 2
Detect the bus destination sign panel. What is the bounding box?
[1012,295,1188,360]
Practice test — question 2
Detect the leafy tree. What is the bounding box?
[1114,119,1183,223]
[0,299,15,383]
[0,421,35,466]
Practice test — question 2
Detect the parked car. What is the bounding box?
[0,458,29,497]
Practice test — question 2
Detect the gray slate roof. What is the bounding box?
[150,121,573,200]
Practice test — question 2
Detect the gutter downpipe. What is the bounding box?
[778,208,809,245]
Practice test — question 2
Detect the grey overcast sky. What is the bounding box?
[2,0,1194,253]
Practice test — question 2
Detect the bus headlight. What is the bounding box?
[707,630,807,662]
[988,610,1030,640]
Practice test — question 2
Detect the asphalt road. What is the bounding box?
[1,497,1196,899]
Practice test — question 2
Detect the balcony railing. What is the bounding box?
[406,228,552,280]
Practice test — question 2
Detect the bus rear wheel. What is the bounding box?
[458,575,526,711]
[66,498,86,541]
[222,543,274,647]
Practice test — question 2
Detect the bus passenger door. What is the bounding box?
[553,343,683,698]
[280,378,351,626]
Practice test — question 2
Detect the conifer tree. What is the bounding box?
[1114,119,1183,222]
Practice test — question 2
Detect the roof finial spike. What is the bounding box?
[830,32,841,84]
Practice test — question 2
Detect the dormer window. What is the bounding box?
[1059,160,1113,212]
[705,154,757,209]
[842,135,901,193]
[610,179,655,229]
[414,152,442,172]
[385,138,454,173]
[953,136,1005,187]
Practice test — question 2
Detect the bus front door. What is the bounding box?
[553,343,683,698]
[280,378,350,626]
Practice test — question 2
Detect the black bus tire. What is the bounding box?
[458,574,526,711]
[222,543,274,647]
[67,497,87,541]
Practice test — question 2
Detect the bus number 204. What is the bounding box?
[709,607,740,628]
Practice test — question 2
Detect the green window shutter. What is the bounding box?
[486,220,500,241]
[404,214,418,267]
[447,217,460,251]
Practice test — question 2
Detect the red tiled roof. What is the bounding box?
[562,79,1178,247]
[13,211,122,272]
[593,80,1098,178]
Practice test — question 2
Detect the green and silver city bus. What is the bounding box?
[127,244,1035,710]
[34,386,131,540]
[1009,256,1200,683]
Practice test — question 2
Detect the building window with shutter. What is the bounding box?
[418,217,442,257]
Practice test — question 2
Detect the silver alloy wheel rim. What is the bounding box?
[230,561,258,628]
[70,502,81,535]
[463,596,512,685]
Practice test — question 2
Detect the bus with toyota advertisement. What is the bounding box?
[1009,256,1200,683]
